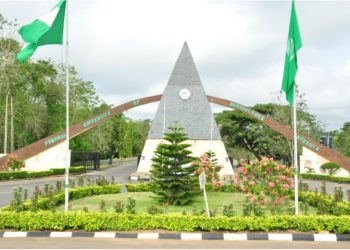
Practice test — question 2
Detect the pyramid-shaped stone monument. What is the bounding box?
[136,42,234,179]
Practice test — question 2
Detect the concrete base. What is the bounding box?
[300,146,349,177]
[136,139,234,180]
[24,142,70,172]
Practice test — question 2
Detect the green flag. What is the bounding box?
[17,0,67,63]
[281,0,302,105]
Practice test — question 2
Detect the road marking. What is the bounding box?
[223,233,247,240]
[268,233,292,241]
[94,232,116,238]
[50,232,72,237]
[181,233,202,240]
[138,233,159,239]
[3,232,27,237]
[314,234,337,242]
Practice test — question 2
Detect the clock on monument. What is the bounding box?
[178,88,191,100]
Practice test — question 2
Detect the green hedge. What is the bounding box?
[2,184,122,211]
[0,166,86,181]
[0,211,349,233]
[125,183,153,192]
[300,173,350,183]
[125,183,241,193]
[50,166,86,175]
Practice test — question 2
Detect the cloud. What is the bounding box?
[2,0,350,130]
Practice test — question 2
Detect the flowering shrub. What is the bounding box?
[236,158,294,215]
[193,151,223,187]
[5,154,25,171]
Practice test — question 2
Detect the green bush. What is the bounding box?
[300,173,350,183]
[125,183,152,192]
[320,162,341,176]
[0,166,86,181]
[0,212,350,233]
[1,184,122,211]
[28,171,54,178]
[0,171,28,180]
[293,191,350,215]
[50,166,86,175]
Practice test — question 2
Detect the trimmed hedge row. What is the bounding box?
[0,166,86,181]
[2,184,122,211]
[125,183,241,193]
[300,173,350,183]
[125,183,153,192]
[0,211,349,233]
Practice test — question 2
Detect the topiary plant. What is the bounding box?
[320,162,341,176]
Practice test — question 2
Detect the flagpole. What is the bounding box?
[64,0,70,212]
[293,84,299,215]
[4,95,8,154]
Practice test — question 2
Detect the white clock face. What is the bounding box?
[179,88,191,100]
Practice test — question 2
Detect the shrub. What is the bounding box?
[300,173,350,183]
[114,201,124,213]
[0,171,28,180]
[1,212,350,233]
[125,183,152,192]
[0,166,85,182]
[99,200,106,212]
[295,191,350,215]
[5,154,25,171]
[237,158,293,214]
[193,151,223,187]
[223,204,235,217]
[192,203,205,216]
[147,205,163,215]
[2,184,122,211]
[320,162,341,176]
[125,197,136,214]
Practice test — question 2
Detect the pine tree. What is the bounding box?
[150,126,197,206]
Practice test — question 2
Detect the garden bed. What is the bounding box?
[55,191,317,216]
[0,211,349,233]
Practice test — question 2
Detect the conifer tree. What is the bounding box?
[150,126,197,205]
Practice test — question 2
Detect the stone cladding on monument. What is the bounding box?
[148,42,221,140]
[136,42,234,179]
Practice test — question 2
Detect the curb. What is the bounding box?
[0,232,350,241]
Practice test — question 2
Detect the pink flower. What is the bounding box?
[241,186,247,192]
[279,175,286,181]
[238,167,244,173]
[249,181,255,186]
[288,178,294,184]
[276,199,283,205]
[283,184,290,189]
[269,182,275,188]
[232,175,239,184]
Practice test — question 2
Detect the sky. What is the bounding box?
[1,0,350,131]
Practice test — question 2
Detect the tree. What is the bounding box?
[216,106,290,162]
[333,122,350,157]
[216,93,324,164]
[320,162,341,176]
[150,126,197,206]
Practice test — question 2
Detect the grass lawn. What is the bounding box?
[56,192,317,215]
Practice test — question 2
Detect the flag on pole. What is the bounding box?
[17,0,67,63]
[281,0,302,105]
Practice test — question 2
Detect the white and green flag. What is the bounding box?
[17,0,67,62]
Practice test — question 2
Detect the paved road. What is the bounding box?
[0,159,137,207]
[0,238,350,249]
